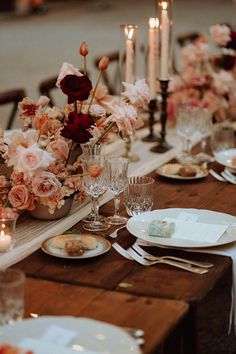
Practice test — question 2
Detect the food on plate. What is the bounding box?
[160,163,181,175]
[0,344,33,354]
[65,239,86,256]
[148,220,175,238]
[50,233,98,256]
[178,165,197,177]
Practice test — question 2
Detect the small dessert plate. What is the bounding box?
[41,234,111,259]
[156,163,208,180]
[214,148,236,171]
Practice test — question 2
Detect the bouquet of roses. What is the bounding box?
[168,23,236,123]
[0,42,149,214]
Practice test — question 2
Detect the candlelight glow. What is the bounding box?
[125,26,134,40]
[162,1,168,10]
[149,17,159,29]
[0,230,4,237]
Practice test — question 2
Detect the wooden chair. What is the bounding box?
[176,31,202,47]
[38,75,58,106]
[0,88,26,129]
[94,51,120,95]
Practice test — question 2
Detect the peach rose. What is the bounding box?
[88,165,103,178]
[32,172,61,198]
[8,185,33,210]
[47,139,69,163]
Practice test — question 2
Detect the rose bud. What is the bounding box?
[88,165,103,178]
[79,41,89,57]
[98,56,109,72]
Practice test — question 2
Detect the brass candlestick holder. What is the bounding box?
[142,99,160,142]
[150,80,172,153]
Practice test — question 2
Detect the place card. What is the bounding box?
[165,217,228,243]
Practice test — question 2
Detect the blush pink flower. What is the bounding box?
[18,96,50,128]
[32,172,61,198]
[122,79,150,108]
[209,24,231,46]
[47,139,69,163]
[212,70,234,95]
[13,143,55,178]
[8,185,34,210]
[105,102,138,136]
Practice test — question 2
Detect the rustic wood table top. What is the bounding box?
[12,146,236,354]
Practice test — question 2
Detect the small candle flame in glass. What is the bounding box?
[162,1,168,10]
[149,17,159,29]
[125,26,134,40]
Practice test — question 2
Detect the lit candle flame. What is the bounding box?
[162,1,168,10]
[149,17,159,29]
[0,230,5,237]
[125,26,134,40]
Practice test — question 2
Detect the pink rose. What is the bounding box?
[8,185,33,210]
[122,79,150,108]
[14,143,55,178]
[32,172,61,198]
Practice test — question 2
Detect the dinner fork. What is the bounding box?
[221,170,236,184]
[127,248,209,274]
[132,243,214,269]
[209,169,227,182]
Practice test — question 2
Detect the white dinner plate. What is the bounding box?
[156,164,208,180]
[41,235,111,259]
[127,208,236,249]
[214,149,236,171]
[0,316,141,354]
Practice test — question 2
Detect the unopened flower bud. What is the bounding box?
[79,41,89,57]
[98,56,109,72]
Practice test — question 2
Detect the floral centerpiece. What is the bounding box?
[168,23,236,122]
[0,42,149,216]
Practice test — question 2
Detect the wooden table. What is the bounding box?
[11,147,236,354]
[24,277,188,354]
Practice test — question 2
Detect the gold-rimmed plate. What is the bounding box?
[156,163,208,180]
[41,234,111,259]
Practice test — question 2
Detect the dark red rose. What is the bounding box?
[221,55,236,70]
[60,74,92,104]
[227,31,236,50]
[61,111,93,143]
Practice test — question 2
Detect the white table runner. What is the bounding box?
[0,126,202,269]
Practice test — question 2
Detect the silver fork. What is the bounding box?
[132,243,213,269]
[127,248,208,274]
[221,170,236,184]
[209,169,227,182]
[109,225,126,239]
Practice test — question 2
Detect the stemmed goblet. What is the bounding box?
[176,104,198,164]
[80,143,103,223]
[81,155,110,232]
[105,157,129,225]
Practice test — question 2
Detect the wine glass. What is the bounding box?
[80,143,103,223]
[176,104,198,164]
[196,108,213,161]
[81,155,110,232]
[105,157,129,225]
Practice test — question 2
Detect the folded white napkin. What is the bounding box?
[164,217,228,243]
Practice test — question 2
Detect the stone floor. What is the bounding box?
[0,0,235,128]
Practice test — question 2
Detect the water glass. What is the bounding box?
[125,176,154,216]
[211,123,235,155]
[0,268,25,325]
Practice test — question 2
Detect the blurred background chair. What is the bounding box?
[38,75,58,106]
[94,51,120,95]
[0,88,26,129]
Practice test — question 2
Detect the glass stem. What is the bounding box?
[201,138,206,152]
[113,195,120,218]
[91,197,99,222]
[90,196,95,217]
[185,138,192,154]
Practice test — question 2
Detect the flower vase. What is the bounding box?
[29,197,74,221]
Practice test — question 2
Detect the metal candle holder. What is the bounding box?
[150,80,172,153]
[142,99,160,142]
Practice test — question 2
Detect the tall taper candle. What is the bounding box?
[160,1,170,80]
[148,17,159,99]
